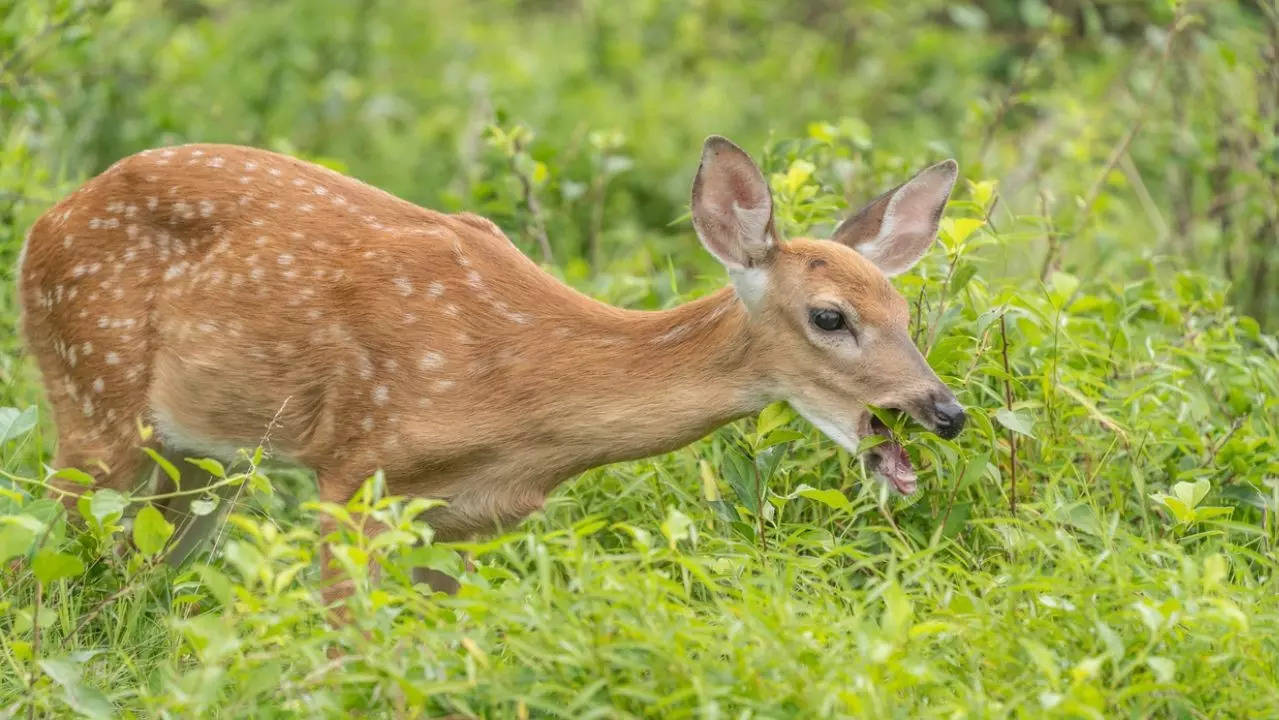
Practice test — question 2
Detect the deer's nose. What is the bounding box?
[933,397,967,439]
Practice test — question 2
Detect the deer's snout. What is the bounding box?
[931,395,966,439]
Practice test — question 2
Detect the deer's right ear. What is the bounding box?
[691,136,777,271]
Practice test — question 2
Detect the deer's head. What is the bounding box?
[691,136,965,493]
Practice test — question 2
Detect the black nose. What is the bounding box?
[933,398,967,439]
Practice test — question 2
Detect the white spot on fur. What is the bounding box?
[419,351,444,371]
[93,378,105,394]
[360,416,374,433]
[105,351,121,365]
[427,281,445,298]
[372,385,390,405]
[431,379,455,393]
[393,277,413,296]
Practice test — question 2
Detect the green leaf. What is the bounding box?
[132,504,174,557]
[0,524,36,564]
[660,507,695,550]
[142,447,181,486]
[756,402,793,437]
[721,450,758,515]
[1146,656,1175,684]
[190,497,219,517]
[754,444,785,486]
[1152,494,1194,524]
[1172,479,1210,508]
[39,656,113,719]
[1048,271,1080,305]
[50,467,96,486]
[948,262,978,296]
[193,564,234,608]
[797,486,851,512]
[89,489,128,524]
[940,501,972,539]
[995,408,1036,438]
[941,217,984,247]
[33,548,84,583]
[0,406,38,444]
[185,457,227,478]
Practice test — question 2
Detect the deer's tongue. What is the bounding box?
[868,417,917,495]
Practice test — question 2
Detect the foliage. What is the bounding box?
[2,0,1279,717]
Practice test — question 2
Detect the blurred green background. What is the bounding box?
[3,1,1279,717]
[3,0,1276,326]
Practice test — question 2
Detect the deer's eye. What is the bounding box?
[810,308,845,332]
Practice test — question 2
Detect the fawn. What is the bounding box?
[19,136,965,598]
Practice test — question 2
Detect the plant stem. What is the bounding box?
[1000,312,1018,513]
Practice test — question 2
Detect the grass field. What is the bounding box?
[3,1,1279,717]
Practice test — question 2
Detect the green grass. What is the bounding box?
[3,1,1279,717]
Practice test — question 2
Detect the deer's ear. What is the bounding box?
[691,136,777,271]
[831,159,957,276]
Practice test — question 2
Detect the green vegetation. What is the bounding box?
[3,0,1279,717]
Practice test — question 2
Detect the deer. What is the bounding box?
[18,135,966,603]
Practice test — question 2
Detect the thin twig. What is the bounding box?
[509,138,554,264]
[1000,312,1018,513]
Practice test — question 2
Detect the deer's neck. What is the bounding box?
[523,287,774,469]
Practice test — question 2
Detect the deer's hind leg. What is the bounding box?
[44,385,155,509]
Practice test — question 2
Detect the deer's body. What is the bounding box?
[20,144,770,538]
[21,137,966,598]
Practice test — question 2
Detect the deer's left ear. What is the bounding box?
[831,159,958,276]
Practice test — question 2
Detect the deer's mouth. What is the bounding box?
[863,414,917,495]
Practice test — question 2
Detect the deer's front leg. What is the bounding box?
[315,475,389,620]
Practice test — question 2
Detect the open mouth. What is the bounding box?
[864,414,917,495]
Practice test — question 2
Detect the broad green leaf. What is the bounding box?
[1153,494,1194,524]
[0,406,37,443]
[142,447,181,486]
[89,489,128,524]
[185,457,227,478]
[1147,656,1175,683]
[1172,479,1210,508]
[132,504,174,557]
[948,262,978,296]
[192,564,234,608]
[0,524,36,564]
[995,408,1036,438]
[968,178,997,209]
[756,402,793,437]
[942,217,984,247]
[721,450,759,515]
[33,549,84,583]
[39,659,112,720]
[754,444,785,485]
[660,506,695,550]
[1048,271,1079,305]
[50,467,96,487]
[190,497,219,516]
[798,487,851,512]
